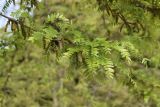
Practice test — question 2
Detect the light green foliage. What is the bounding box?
[0,0,160,107]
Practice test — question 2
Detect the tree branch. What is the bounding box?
[0,12,18,23]
[0,12,37,32]
[131,0,160,16]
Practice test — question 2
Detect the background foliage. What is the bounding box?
[0,0,160,107]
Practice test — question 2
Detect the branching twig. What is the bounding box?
[131,0,160,16]
[0,12,36,32]
[97,0,145,33]
[0,12,18,23]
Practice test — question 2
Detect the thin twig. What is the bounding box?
[0,12,37,32]
[0,12,18,23]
